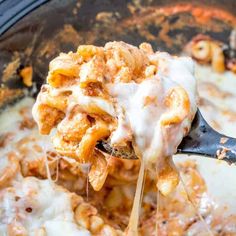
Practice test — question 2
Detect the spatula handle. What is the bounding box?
[178,110,236,164]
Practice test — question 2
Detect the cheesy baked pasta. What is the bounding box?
[32,41,198,234]
[32,41,197,192]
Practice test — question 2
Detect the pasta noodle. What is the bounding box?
[186,34,232,73]
[0,153,19,188]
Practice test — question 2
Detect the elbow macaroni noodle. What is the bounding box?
[0,153,19,188]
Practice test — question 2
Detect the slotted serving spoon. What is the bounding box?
[96,109,236,164]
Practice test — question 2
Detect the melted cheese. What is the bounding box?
[109,53,197,233]
[106,55,197,236]
[127,160,145,236]
[0,177,90,236]
[108,53,197,168]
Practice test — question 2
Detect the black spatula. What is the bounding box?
[96,110,236,164]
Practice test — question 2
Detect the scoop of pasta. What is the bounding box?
[32,41,197,196]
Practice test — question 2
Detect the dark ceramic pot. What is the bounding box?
[0,0,236,108]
